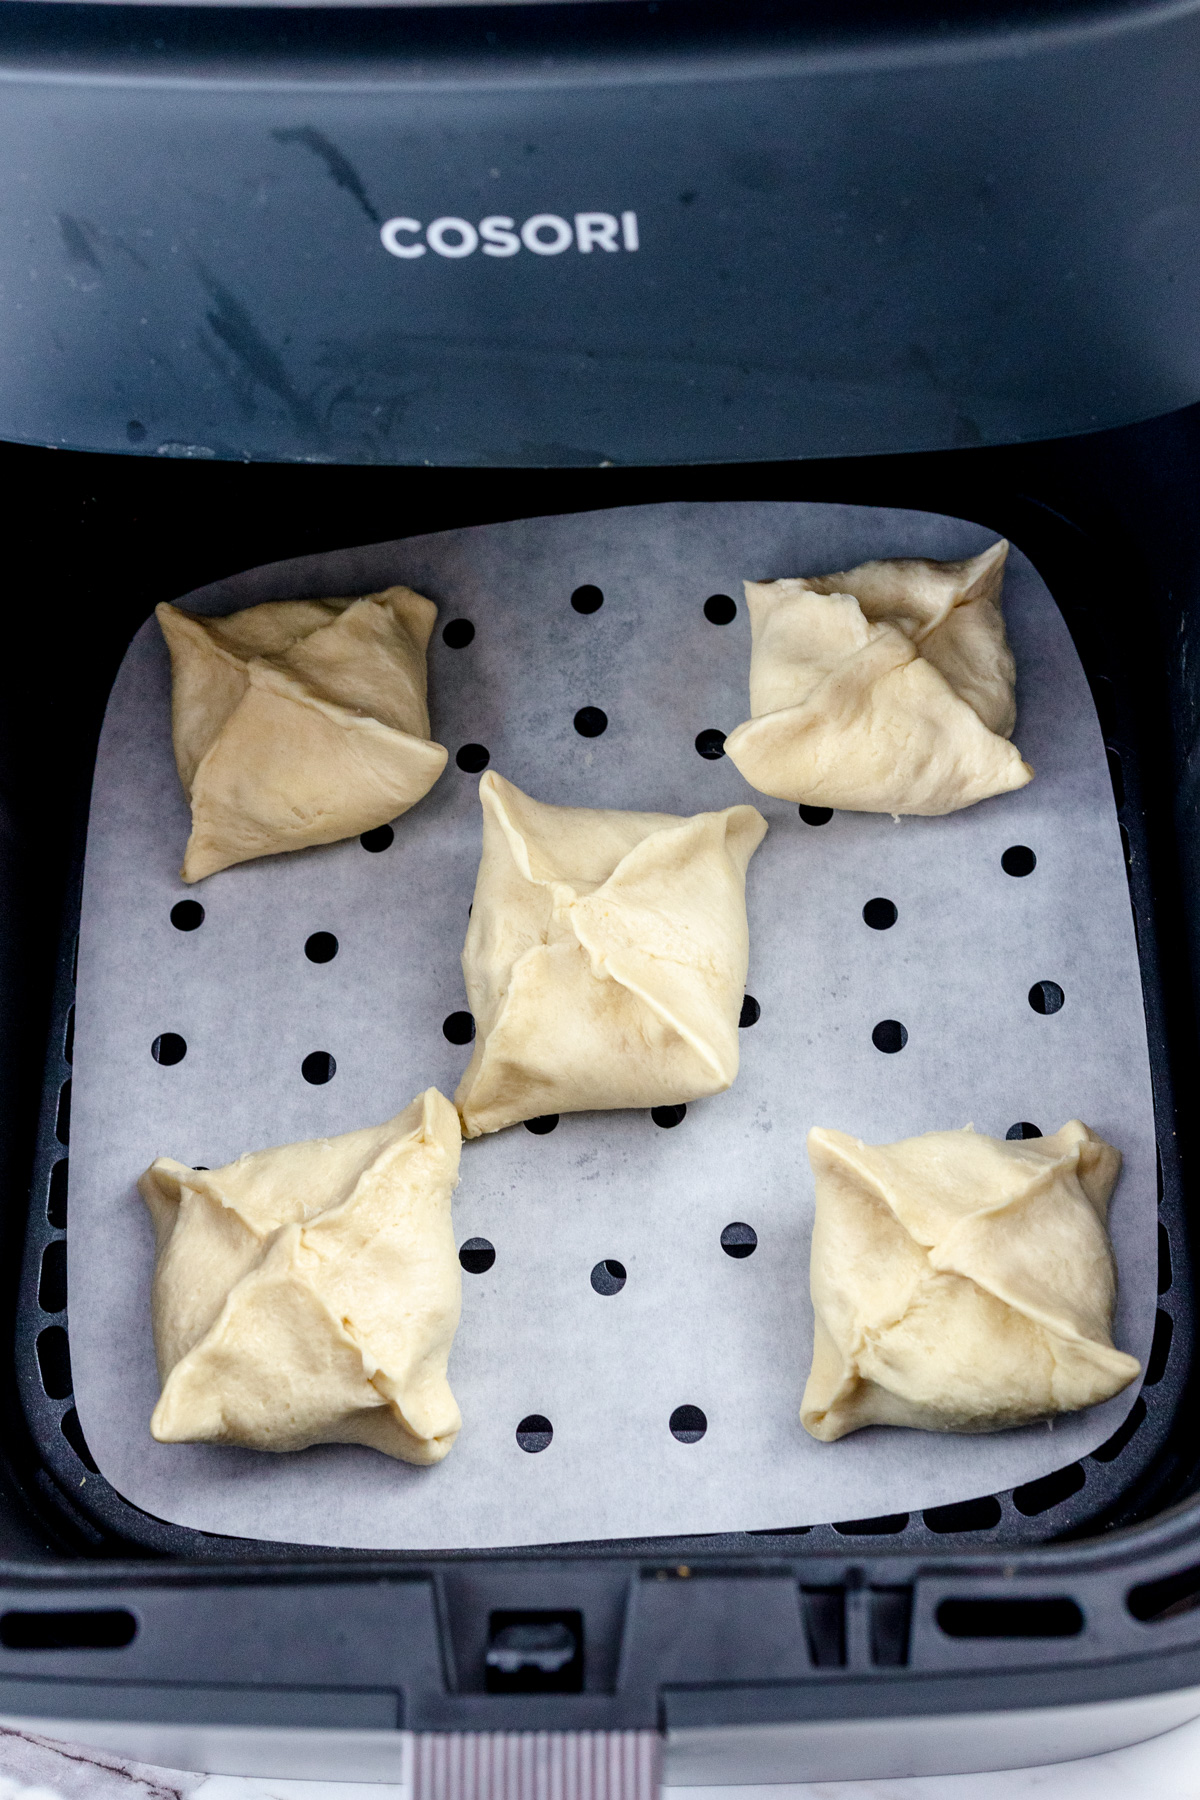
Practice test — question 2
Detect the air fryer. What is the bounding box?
[3,0,1200,1789]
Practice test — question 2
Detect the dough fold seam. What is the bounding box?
[157,587,449,881]
[801,1120,1140,1442]
[724,541,1035,815]
[140,1089,464,1465]
[455,772,767,1137]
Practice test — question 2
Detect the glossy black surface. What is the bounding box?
[1,0,1200,463]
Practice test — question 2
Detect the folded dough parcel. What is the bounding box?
[67,501,1155,1549]
[158,585,448,882]
[141,1089,463,1465]
[725,540,1034,815]
[456,771,767,1137]
[802,1120,1140,1441]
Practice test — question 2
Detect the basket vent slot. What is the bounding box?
[800,1588,845,1667]
[831,1513,908,1536]
[936,1598,1083,1639]
[1091,1397,1146,1464]
[923,1496,1001,1533]
[1012,1463,1085,1516]
[1106,745,1125,808]
[46,1158,67,1230]
[1158,1223,1173,1294]
[869,1588,912,1667]
[36,1326,72,1400]
[38,1240,66,1314]
[55,1079,71,1146]
[1146,1310,1174,1384]
[1128,1563,1200,1623]
[0,1610,135,1651]
[1091,674,1118,737]
[61,1407,99,1473]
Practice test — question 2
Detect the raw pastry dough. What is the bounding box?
[455,771,768,1137]
[139,1089,463,1464]
[802,1120,1140,1441]
[158,586,448,881]
[723,540,1034,815]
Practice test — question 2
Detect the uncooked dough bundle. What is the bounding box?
[723,540,1034,815]
[455,771,768,1138]
[139,1089,463,1465]
[801,1120,1140,1441]
[158,586,448,881]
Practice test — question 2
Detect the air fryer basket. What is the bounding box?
[3,406,1200,1734]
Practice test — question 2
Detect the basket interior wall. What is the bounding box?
[3,408,1200,1569]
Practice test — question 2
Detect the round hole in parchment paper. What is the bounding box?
[456,744,491,774]
[305,931,339,964]
[516,1414,553,1452]
[170,900,204,932]
[694,728,726,760]
[571,585,603,614]
[1006,1121,1043,1140]
[1028,980,1065,1015]
[704,594,737,625]
[301,1050,336,1085]
[669,1404,707,1443]
[360,825,394,853]
[720,1222,757,1259]
[459,1238,496,1274]
[524,1114,560,1135]
[590,1258,627,1295]
[151,1033,186,1066]
[739,995,760,1028]
[1002,845,1037,877]
[862,898,898,931]
[872,1020,908,1054]
[799,805,833,826]
[574,706,608,738]
[442,619,475,649]
[443,1011,476,1045]
[651,1104,687,1128]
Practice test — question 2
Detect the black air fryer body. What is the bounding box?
[5,0,1200,1787]
[4,0,1200,466]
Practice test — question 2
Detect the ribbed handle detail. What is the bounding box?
[413,1732,660,1800]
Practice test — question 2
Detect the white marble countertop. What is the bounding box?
[3,1714,1200,1800]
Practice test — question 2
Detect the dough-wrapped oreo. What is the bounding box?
[801,1120,1140,1441]
[158,586,448,881]
[724,540,1034,815]
[139,1089,463,1464]
[455,771,768,1138]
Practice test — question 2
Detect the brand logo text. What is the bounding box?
[380,211,639,260]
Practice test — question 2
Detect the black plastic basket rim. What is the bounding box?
[8,483,1190,1570]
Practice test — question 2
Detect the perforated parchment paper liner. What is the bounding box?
[68,502,1155,1551]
